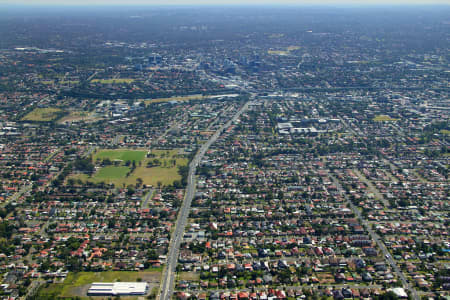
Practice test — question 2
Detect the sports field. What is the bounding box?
[91,78,134,84]
[373,115,399,122]
[93,149,147,163]
[57,110,101,124]
[268,45,300,55]
[268,50,289,55]
[95,166,130,179]
[22,108,64,122]
[145,94,205,104]
[71,149,187,187]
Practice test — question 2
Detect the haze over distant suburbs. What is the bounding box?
[0,0,449,5]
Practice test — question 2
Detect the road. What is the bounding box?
[112,135,121,145]
[352,169,390,207]
[338,112,419,299]
[142,189,154,208]
[23,279,44,300]
[159,100,250,300]
[1,184,32,210]
[87,71,98,82]
[329,174,419,300]
[182,283,383,293]
[84,144,97,158]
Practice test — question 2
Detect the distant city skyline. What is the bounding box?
[0,0,449,5]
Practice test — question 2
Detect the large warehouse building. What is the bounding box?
[88,282,149,296]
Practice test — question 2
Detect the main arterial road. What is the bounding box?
[159,100,250,300]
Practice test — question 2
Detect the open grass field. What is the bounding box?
[94,149,147,163]
[41,80,79,85]
[91,78,134,84]
[268,45,300,55]
[71,149,187,187]
[316,272,335,284]
[269,33,284,38]
[373,115,399,122]
[178,272,200,281]
[287,45,301,51]
[440,129,450,135]
[60,80,80,85]
[95,166,130,179]
[268,50,289,55]
[57,110,101,124]
[38,270,161,299]
[22,107,64,122]
[145,94,204,104]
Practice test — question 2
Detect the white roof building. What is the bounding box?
[390,288,408,298]
[88,282,149,296]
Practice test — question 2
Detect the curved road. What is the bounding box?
[159,100,250,300]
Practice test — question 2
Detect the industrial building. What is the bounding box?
[88,282,149,296]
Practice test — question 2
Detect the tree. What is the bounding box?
[0,221,14,239]
[126,186,135,196]
[74,157,95,174]
[148,249,159,260]
[376,291,399,300]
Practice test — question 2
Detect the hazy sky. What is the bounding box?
[1,0,449,5]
